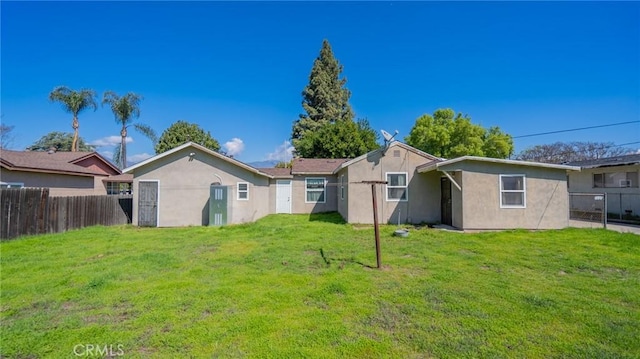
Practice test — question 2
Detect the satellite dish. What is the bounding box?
[380,129,399,143]
[381,130,393,142]
[380,129,399,155]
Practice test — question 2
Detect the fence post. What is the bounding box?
[604,193,608,229]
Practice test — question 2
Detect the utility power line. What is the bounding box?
[513,120,640,139]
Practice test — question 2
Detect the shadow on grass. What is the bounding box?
[320,248,376,269]
[308,212,346,224]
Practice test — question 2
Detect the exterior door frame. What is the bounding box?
[138,180,160,227]
[276,180,292,214]
[440,177,453,226]
[209,185,228,226]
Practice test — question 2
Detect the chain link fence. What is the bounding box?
[605,193,640,225]
[569,193,607,228]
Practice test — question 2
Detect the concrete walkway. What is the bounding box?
[569,220,640,235]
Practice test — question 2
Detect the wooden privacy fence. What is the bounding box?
[1,188,132,240]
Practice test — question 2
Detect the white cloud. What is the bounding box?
[128,153,153,163]
[99,150,114,158]
[224,138,245,157]
[90,135,133,147]
[266,140,294,162]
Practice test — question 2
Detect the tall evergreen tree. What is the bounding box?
[292,40,378,158]
[292,40,353,145]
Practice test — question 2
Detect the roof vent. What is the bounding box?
[47,147,57,154]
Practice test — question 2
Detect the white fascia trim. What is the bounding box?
[123,142,274,178]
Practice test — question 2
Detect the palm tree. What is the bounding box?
[102,91,157,169]
[48,86,98,152]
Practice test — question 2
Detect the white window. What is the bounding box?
[593,172,638,188]
[237,182,249,200]
[340,175,345,200]
[305,177,326,203]
[0,182,24,189]
[386,172,408,201]
[500,175,526,208]
[106,182,131,195]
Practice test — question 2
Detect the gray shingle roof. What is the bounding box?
[291,158,349,174]
[565,154,640,168]
[257,167,293,178]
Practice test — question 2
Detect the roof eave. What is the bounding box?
[0,166,105,177]
[70,152,122,174]
[333,141,440,174]
[292,171,336,176]
[419,156,581,172]
[123,142,274,178]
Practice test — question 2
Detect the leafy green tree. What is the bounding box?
[275,160,292,168]
[295,119,380,158]
[48,86,97,152]
[483,126,515,159]
[356,118,380,152]
[405,108,513,159]
[155,120,220,154]
[27,131,95,152]
[102,91,157,169]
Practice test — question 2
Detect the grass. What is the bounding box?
[1,213,639,358]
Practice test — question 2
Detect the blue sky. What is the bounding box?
[2,1,639,165]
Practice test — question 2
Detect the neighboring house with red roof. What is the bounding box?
[0,149,131,196]
[123,141,579,230]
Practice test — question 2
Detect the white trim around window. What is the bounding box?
[386,172,408,202]
[305,177,326,203]
[340,175,345,201]
[237,182,249,200]
[499,174,526,208]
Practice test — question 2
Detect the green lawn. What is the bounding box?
[1,213,639,358]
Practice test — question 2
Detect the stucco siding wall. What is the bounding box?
[0,169,105,196]
[440,162,570,229]
[268,179,277,214]
[451,171,464,229]
[74,157,119,175]
[568,164,638,193]
[131,147,270,227]
[290,175,339,214]
[346,148,440,224]
[568,164,640,216]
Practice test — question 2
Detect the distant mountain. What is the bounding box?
[248,160,279,168]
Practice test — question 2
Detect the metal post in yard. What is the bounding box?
[371,183,381,269]
[362,180,388,269]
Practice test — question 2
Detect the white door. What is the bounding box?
[276,180,292,214]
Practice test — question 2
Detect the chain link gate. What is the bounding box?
[569,193,607,228]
